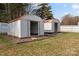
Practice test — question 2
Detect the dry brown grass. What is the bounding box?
[0,32,79,56]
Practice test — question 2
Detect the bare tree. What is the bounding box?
[61,14,79,25]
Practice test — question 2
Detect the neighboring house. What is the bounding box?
[0,15,44,38]
[44,19,60,34]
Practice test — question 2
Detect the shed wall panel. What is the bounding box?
[39,21,44,35]
[8,20,21,38]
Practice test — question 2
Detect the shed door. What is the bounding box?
[30,21,38,35]
[54,23,58,32]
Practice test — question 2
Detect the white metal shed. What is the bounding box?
[44,19,60,34]
[8,15,44,38]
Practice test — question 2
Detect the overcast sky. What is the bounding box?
[49,3,79,21]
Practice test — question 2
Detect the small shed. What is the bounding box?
[44,19,60,34]
[8,15,44,38]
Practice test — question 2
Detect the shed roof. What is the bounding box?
[20,15,42,21]
[9,15,42,23]
[43,19,60,23]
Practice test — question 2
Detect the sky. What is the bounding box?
[49,3,79,21]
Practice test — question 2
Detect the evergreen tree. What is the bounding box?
[0,3,54,22]
[36,3,53,20]
[0,3,29,22]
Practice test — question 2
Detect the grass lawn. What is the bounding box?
[0,32,79,56]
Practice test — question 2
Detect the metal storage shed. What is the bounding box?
[8,15,44,38]
[44,19,60,34]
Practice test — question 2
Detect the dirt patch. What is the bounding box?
[0,44,6,49]
[2,34,48,44]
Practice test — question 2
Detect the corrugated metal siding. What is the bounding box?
[0,15,44,38]
[39,21,44,35]
[8,20,21,38]
[44,19,60,33]
[20,19,28,37]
